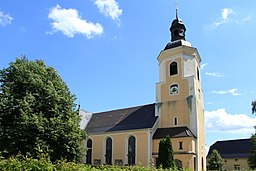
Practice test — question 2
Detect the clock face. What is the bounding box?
[170,84,179,95]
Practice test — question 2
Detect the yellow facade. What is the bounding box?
[87,130,151,166]
[152,137,196,169]
[223,158,250,171]
[155,45,206,171]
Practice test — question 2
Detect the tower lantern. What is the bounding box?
[170,8,186,41]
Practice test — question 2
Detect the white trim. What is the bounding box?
[169,83,179,96]
[168,60,179,77]
[103,136,113,165]
[159,54,181,83]
[90,128,150,136]
[183,55,197,79]
[147,130,152,166]
[125,134,137,165]
[85,138,93,164]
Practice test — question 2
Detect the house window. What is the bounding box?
[170,84,179,95]
[86,139,92,164]
[128,136,136,165]
[234,165,240,170]
[174,117,178,126]
[105,137,112,165]
[179,142,183,150]
[170,62,178,76]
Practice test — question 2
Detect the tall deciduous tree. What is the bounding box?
[0,57,86,162]
[157,136,175,169]
[248,134,256,169]
[252,101,256,114]
[207,149,224,171]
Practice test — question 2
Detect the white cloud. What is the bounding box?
[205,108,256,134]
[94,0,122,22]
[208,8,251,29]
[0,11,13,26]
[235,16,251,24]
[222,8,234,20]
[48,5,103,38]
[206,102,214,105]
[212,88,242,96]
[205,72,224,77]
[215,8,234,27]
[200,63,208,70]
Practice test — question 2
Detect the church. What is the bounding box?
[83,9,206,171]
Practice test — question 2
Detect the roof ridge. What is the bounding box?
[216,138,250,143]
[93,103,155,115]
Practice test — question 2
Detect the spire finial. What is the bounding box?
[175,0,178,19]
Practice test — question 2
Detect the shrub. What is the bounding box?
[0,154,194,171]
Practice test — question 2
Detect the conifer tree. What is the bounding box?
[207,149,224,171]
[157,136,175,169]
[0,57,86,162]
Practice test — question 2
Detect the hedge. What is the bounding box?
[0,154,185,171]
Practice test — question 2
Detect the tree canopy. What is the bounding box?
[252,100,256,114]
[248,134,256,169]
[156,136,175,169]
[0,57,86,162]
[207,149,224,171]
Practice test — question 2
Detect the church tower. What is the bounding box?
[155,9,206,171]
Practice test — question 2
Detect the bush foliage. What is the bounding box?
[0,154,186,171]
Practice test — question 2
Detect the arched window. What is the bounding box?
[128,136,136,165]
[170,62,178,76]
[174,117,178,126]
[105,137,112,165]
[86,139,92,164]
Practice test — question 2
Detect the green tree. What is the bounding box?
[0,57,86,162]
[156,136,175,169]
[252,100,256,114]
[207,149,224,171]
[248,134,256,169]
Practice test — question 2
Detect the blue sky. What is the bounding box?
[1,0,256,151]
